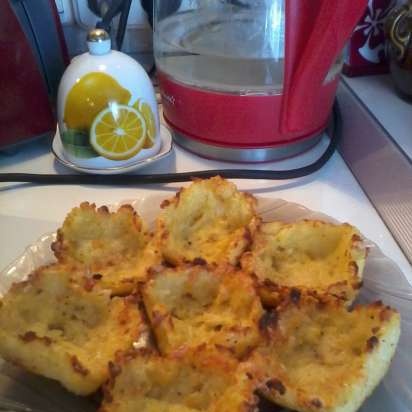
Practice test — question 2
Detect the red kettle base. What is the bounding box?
[169,126,324,163]
[158,72,335,163]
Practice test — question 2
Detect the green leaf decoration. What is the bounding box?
[61,129,99,159]
[61,129,89,145]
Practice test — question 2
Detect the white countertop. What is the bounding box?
[1,125,411,283]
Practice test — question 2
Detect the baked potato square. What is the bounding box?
[0,264,148,395]
[52,202,160,295]
[257,294,400,412]
[101,347,260,412]
[143,264,264,358]
[241,220,366,306]
[154,176,259,266]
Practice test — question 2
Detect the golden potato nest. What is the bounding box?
[100,346,260,412]
[257,294,400,412]
[142,264,264,358]
[0,263,148,396]
[241,220,366,306]
[154,176,259,266]
[52,202,161,295]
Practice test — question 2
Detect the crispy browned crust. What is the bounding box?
[0,263,148,395]
[142,263,264,359]
[52,202,146,260]
[241,220,366,307]
[101,346,260,412]
[51,202,160,295]
[154,176,260,266]
[256,295,401,412]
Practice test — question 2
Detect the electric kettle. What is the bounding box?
[154,0,368,162]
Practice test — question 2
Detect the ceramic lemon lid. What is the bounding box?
[57,29,160,169]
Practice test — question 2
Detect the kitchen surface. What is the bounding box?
[0,1,412,412]
[1,73,411,281]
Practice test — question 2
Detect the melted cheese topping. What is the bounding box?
[52,202,159,294]
[259,298,400,412]
[156,176,258,265]
[242,220,366,305]
[143,266,263,358]
[102,348,257,412]
[0,264,145,395]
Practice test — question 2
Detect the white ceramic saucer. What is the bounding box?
[52,124,173,175]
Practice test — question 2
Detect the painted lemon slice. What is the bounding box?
[134,100,157,149]
[90,104,146,160]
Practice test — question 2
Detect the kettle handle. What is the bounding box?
[386,3,412,61]
[282,0,367,133]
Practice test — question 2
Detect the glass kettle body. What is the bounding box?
[154,0,368,162]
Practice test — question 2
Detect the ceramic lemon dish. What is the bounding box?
[57,29,161,169]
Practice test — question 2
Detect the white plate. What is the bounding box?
[0,195,411,412]
[51,125,173,175]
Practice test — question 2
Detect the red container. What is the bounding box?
[0,0,68,149]
[343,0,397,77]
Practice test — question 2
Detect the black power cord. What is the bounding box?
[0,102,342,186]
